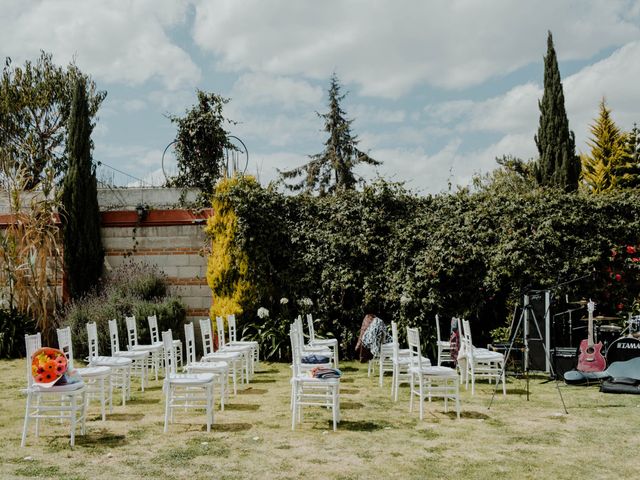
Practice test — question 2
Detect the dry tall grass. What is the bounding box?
[1,359,638,479]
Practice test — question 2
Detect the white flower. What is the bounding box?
[300,297,313,307]
[257,307,269,319]
[280,297,289,305]
[400,294,412,306]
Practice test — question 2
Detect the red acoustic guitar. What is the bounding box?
[577,300,606,372]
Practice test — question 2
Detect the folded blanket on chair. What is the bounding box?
[310,367,342,379]
[301,354,331,364]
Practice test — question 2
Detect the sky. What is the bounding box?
[1,0,640,194]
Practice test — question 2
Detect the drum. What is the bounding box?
[606,336,640,364]
[597,324,622,354]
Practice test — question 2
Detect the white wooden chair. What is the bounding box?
[21,333,87,447]
[184,322,229,410]
[57,326,112,421]
[459,319,506,396]
[289,324,340,431]
[148,314,182,367]
[227,314,259,364]
[391,322,430,401]
[199,318,242,394]
[407,327,460,420]
[108,319,149,391]
[86,322,132,406]
[293,316,333,362]
[125,315,163,381]
[216,316,254,381]
[435,314,453,366]
[306,313,339,368]
[162,330,215,433]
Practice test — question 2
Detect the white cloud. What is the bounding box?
[191,0,640,97]
[230,73,323,111]
[0,0,200,90]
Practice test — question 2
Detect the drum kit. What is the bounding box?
[560,298,640,362]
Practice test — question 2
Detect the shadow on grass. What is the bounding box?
[256,368,279,375]
[250,378,277,384]
[209,422,252,432]
[340,401,364,410]
[75,429,128,448]
[225,403,260,411]
[444,410,490,420]
[341,378,355,383]
[341,366,359,373]
[105,413,145,422]
[237,388,267,395]
[339,388,360,394]
[336,420,385,431]
[127,398,159,405]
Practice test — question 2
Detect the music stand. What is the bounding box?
[488,291,568,413]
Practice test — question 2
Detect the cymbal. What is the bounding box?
[568,300,589,305]
[579,316,619,321]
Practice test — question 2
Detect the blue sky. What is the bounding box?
[2,0,640,193]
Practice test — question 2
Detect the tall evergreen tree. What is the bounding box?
[616,123,640,188]
[61,79,103,300]
[534,31,580,191]
[280,73,380,194]
[581,98,628,193]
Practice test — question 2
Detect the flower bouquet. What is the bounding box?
[31,348,81,388]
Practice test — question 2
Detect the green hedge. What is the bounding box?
[215,177,640,360]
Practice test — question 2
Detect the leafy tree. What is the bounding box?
[280,73,380,194]
[533,31,580,191]
[581,99,628,193]
[616,123,640,188]
[0,51,106,189]
[168,90,235,198]
[61,79,104,300]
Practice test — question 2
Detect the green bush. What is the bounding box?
[0,308,36,359]
[61,262,186,359]
[211,176,640,360]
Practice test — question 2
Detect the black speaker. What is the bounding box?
[553,347,577,377]
[526,291,549,371]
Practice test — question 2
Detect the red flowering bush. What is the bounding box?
[607,243,640,313]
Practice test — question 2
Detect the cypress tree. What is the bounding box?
[61,79,103,300]
[534,31,580,191]
[617,123,640,188]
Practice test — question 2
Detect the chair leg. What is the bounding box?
[21,392,32,447]
[419,377,424,420]
[164,384,170,433]
[409,373,414,413]
[70,394,77,448]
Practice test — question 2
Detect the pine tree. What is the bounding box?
[616,123,640,188]
[280,73,380,194]
[581,99,628,193]
[534,31,580,191]
[61,79,104,300]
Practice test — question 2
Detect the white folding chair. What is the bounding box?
[21,333,87,447]
[436,314,454,366]
[199,318,242,395]
[459,319,506,396]
[293,316,333,362]
[289,324,340,431]
[306,313,339,368]
[86,322,132,406]
[125,315,163,381]
[108,319,149,391]
[148,314,182,367]
[227,314,259,365]
[162,330,215,433]
[407,327,460,420]
[184,322,229,410]
[216,316,254,381]
[391,321,430,402]
[57,326,112,421]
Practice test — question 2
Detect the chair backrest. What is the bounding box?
[216,316,227,347]
[184,322,198,365]
[406,327,425,370]
[227,314,238,343]
[306,314,317,343]
[125,316,138,349]
[162,330,177,375]
[25,333,42,386]
[56,326,74,363]
[199,318,215,356]
[289,323,302,376]
[435,314,442,342]
[87,322,100,360]
[148,314,159,344]
[108,319,121,354]
[294,316,305,347]
[391,321,401,362]
[461,318,474,360]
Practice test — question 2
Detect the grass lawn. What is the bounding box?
[0,358,638,479]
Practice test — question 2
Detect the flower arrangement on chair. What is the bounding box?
[31,347,81,387]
